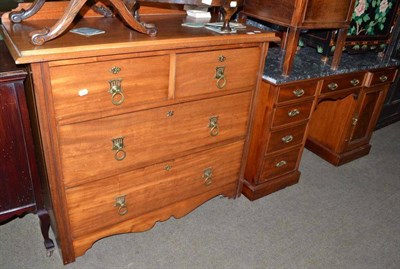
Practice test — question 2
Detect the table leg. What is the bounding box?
[281,27,300,76]
[9,0,45,23]
[331,28,347,70]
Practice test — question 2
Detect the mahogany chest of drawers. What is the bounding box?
[0,6,278,264]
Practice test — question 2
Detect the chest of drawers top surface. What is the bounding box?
[0,14,278,64]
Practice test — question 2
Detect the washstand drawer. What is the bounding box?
[266,123,307,154]
[175,47,260,98]
[366,68,397,87]
[58,91,252,187]
[276,80,318,103]
[321,72,365,94]
[271,100,313,127]
[66,141,244,239]
[259,147,301,182]
[50,55,170,122]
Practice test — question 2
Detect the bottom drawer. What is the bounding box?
[66,141,245,239]
[259,147,301,182]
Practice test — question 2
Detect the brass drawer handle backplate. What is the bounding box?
[203,167,213,186]
[281,135,294,143]
[328,82,339,91]
[209,116,219,136]
[112,137,126,161]
[350,79,360,86]
[215,66,227,89]
[108,79,125,105]
[115,195,128,216]
[379,75,388,82]
[288,109,300,117]
[293,88,305,97]
[275,160,287,168]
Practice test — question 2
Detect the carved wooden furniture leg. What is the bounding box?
[9,0,46,23]
[108,0,157,36]
[37,209,55,256]
[281,27,300,76]
[331,27,347,70]
[220,0,238,32]
[29,0,89,45]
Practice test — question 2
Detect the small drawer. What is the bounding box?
[259,147,301,182]
[276,80,318,103]
[175,47,260,98]
[321,72,365,94]
[266,123,307,154]
[50,55,170,122]
[271,100,313,127]
[58,91,252,187]
[366,68,397,87]
[66,141,244,239]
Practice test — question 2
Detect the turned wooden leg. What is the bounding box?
[281,27,300,76]
[9,0,45,23]
[331,28,348,70]
[108,0,157,36]
[29,0,89,45]
[37,209,55,256]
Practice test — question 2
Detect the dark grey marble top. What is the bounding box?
[245,18,399,85]
[263,47,399,84]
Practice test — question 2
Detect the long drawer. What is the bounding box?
[175,47,260,98]
[65,141,244,239]
[58,91,252,187]
[50,55,170,122]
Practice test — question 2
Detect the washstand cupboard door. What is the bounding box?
[344,85,389,151]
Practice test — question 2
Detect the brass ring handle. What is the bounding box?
[288,109,300,117]
[210,126,219,136]
[108,79,125,106]
[379,75,388,82]
[112,137,126,161]
[203,168,213,186]
[216,76,227,89]
[115,195,128,216]
[281,135,294,143]
[209,116,219,136]
[111,91,125,106]
[328,82,339,91]
[276,160,287,168]
[293,89,305,97]
[118,205,128,216]
[114,149,126,161]
[350,79,360,86]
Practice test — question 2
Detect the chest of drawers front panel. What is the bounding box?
[40,45,262,259]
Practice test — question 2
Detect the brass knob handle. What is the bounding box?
[115,195,128,216]
[110,66,121,74]
[218,55,226,62]
[350,79,360,86]
[203,168,213,186]
[215,66,227,89]
[288,109,300,117]
[108,79,125,105]
[379,75,388,82]
[293,89,305,97]
[328,82,339,91]
[276,160,287,168]
[209,116,219,136]
[281,135,294,143]
[112,137,126,161]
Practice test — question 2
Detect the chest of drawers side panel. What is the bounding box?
[29,63,76,264]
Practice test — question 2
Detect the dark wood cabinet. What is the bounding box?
[0,40,54,254]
